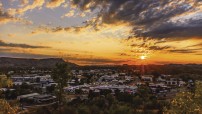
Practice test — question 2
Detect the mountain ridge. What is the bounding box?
[0,57,78,68]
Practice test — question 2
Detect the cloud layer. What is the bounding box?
[0,2,32,24]
[0,4,21,24]
[0,40,50,49]
[71,0,202,39]
[5,0,202,40]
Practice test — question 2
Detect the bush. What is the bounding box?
[109,104,133,114]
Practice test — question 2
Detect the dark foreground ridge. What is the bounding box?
[0,57,77,68]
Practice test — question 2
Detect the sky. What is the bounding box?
[0,0,202,65]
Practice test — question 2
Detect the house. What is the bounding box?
[178,79,186,86]
[31,94,57,104]
[18,93,57,106]
[165,78,178,86]
[98,75,116,82]
[17,93,40,100]
[141,75,153,82]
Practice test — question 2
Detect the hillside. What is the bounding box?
[0,57,77,68]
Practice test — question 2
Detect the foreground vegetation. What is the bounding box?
[0,74,19,114]
[23,81,202,114]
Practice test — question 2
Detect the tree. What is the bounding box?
[109,104,133,114]
[0,75,12,88]
[46,85,56,93]
[0,74,19,114]
[166,81,202,113]
[52,63,72,104]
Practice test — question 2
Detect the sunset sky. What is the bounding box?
[0,0,202,65]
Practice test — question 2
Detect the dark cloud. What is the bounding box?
[154,40,167,44]
[130,40,172,51]
[141,19,202,38]
[131,42,147,48]
[129,38,202,53]
[148,46,171,50]
[169,49,196,53]
[0,7,16,24]
[168,48,202,53]
[0,40,50,49]
[0,48,11,52]
[130,50,148,54]
[186,42,202,48]
[0,4,32,24]
[119,53,131,57]
[31,25,88,34]
[195,53,202,55]
[71,0,202,39]
[0,52,54,59]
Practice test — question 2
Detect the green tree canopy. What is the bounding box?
[0,74,19,114]
[166,81,202,113]
[52,63,72,104]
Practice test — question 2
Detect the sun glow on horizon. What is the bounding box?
[140,55,146,60]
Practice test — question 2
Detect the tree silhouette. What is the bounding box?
[0,74,19,114]
[52,63,72,105]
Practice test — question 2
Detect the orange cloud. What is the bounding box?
[46,0,65,8]
[8,0,45,15]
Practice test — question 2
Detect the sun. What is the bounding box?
[140,55,146,60]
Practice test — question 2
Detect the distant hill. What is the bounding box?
[0,57,78,68]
